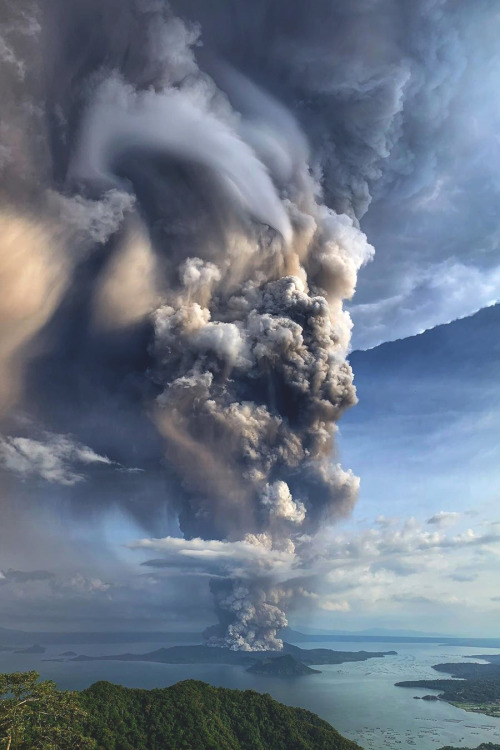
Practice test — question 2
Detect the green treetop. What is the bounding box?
[0,671,95,750]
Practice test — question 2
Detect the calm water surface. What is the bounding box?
[1,638,499,749]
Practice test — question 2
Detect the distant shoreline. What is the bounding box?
[2,625,499,648]
[396,654,500,718]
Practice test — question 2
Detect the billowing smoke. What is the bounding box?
[1,0,486,647]
[78,3,371,650]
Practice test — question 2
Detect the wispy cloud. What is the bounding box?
[0,431,117,485]
[130,535,298,583]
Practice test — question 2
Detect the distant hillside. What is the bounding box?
[79,679,361,750]
[285,627,446,638]
[283,629,500,648]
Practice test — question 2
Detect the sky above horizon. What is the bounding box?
[1,307,498,638]
[1,0,499,641]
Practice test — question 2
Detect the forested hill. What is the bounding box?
[79,679,361,750]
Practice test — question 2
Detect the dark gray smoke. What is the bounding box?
[1,0,487,648]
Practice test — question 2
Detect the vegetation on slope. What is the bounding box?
[0,671,93,749]
[0,671,361,749]
[79,679,361,750]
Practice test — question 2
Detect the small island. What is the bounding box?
[246,654,321,677]
[414,694,439,701]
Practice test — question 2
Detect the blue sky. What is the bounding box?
[309,304,500,635]
[345,304,500,521]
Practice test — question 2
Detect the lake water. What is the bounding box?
[1,638,500,749]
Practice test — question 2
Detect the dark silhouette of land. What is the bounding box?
[246,654,321,677]
[71,642,396,678]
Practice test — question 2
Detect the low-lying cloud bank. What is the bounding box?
[1,511,498,634]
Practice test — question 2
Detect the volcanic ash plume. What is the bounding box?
[123,11,372,649]
[1,0,391,649]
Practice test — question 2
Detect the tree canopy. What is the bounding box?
[0,672,361,749]
[0,671,94,750]
[79,679,361,750]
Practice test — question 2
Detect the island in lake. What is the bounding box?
[246,654,321,677]
[396,654,500,717]
[72,642,396,677]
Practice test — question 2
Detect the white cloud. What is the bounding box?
[0,432,114,485]
[129,516,500,623]
[320,598,351,613]
[129,534,298,582]
[309,518,500,619]
[350,261,500,350]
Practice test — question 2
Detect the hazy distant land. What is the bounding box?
[2,624,499,648]
[14,644,45,654]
